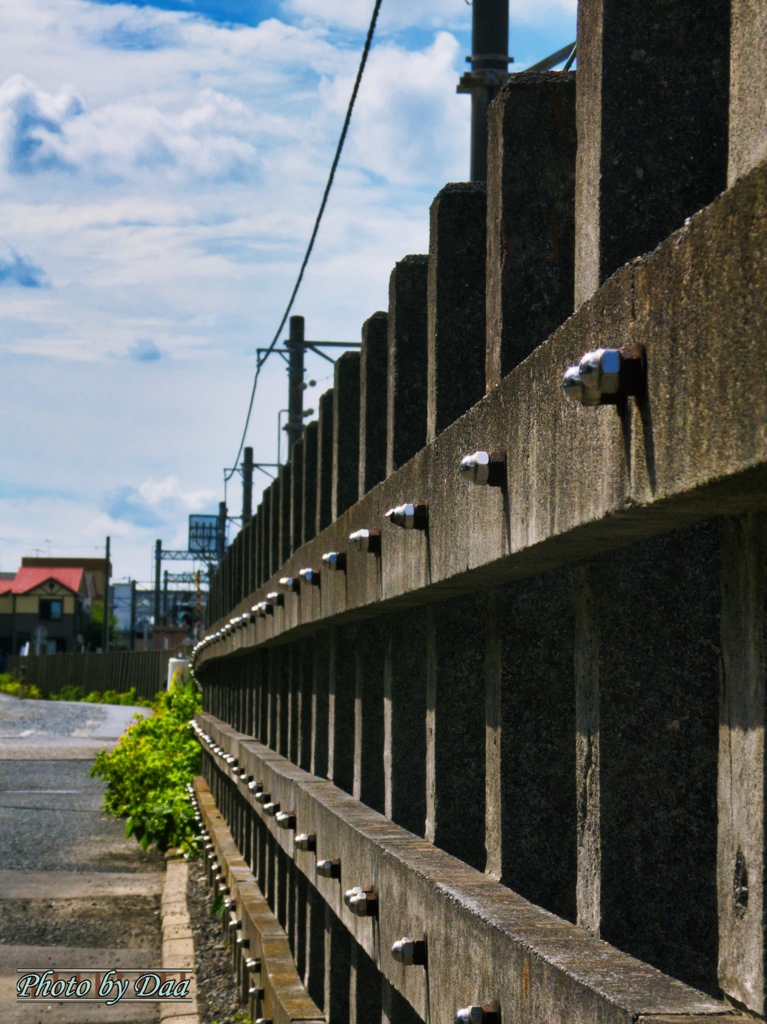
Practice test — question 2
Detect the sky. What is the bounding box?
[0,0,576,586]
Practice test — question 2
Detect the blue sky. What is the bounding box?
[0,0,576,585]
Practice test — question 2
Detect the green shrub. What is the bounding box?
[50,684,152,706]
[90,680,202,856]
[0,675,43,699]
[51,684,85,702]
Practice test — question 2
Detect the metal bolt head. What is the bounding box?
[245,958,260,972]
[299,567,320,585]
[391,937,426,966]
[385,501,428,528]
[562,346,644,407]
[256,791,270,805]
[348,528,381,553]
[344,886,364,907]
[459,450,491,485]
[321,551,347,571]
[353,890,377,916]
[455,1008,484,1024]
[279,576,300,592]
[236,936,249,948]
[248,780,263,794]
[385,503,416,529]
[263,801,279,816]
[266,591,284,606]
[248,987,264,998]
[276,810,296,829]
[316,858,340,878]
[295,833,316,851]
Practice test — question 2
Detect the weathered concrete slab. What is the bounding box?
[200,155,767,653]
[427,182,486,440]
[486,72,576,388]
[575,0,730,305]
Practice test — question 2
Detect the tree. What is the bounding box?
[84,600,119,651]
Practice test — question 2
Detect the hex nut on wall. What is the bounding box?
[458,450,506,487]
[385,503,428,529]
[562,345,645,406]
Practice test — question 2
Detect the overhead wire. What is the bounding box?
[225,0,384,482]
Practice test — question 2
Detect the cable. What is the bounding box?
[225,0,384,482]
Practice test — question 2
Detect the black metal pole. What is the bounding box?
[458,0,510,181]
[242,446,253,523]
[102,536,110,653]
[129,579,136,652]
[163,569,169,627]
[286,315,305,451]
[217,501,227,562]
[154,539,161,631]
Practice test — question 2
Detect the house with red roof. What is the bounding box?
[0,564,97,656]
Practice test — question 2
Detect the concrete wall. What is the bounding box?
[196,9,767,1022]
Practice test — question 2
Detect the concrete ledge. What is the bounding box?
[197,716,750,1024]
[199,154,767,663]
[193,779,327,1024]
[160,860,198,1024]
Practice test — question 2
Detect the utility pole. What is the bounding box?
[242,446,253,523]
[102,536,110,653]
[154,538,161,631]
[285,315,305,451]
[129,579,136,652]
[163,569,169,627]
[457,0,511,181]
[217,501,227,562]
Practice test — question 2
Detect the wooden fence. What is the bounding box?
[7,650,173,701]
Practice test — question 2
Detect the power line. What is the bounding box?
[225,0,384,482]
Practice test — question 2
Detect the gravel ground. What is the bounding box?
[0,693,110,735]
[188,859,244,1024]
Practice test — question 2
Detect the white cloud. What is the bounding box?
[0,74,260,181]
[0,0,570,580]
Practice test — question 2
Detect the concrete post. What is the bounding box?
[259,492,271,587]
[386,255,429,475]
[298,640,313,772]
[305,883,325,1010]
[353,621,385,814]
[585,525,721,994]
[486,72,577,389]
[427,182,487,441]
[719,512,767,1015]
[574,0,730,306]
[290,439,304,554]
[316,390,334,535]
[332,351,361,521]
[311,632,330,780]
[384,612,427,836]
[279,462,292,567]
[358,311,388,499]
[328,626,355,795]
[325,905,351,1023]
[425,597,486,871]
[254,502,263,591]
[574,565,600,936]
[302,421,319,546]
[729,0,767,186]
[270,477,280,585]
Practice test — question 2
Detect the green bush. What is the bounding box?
[90,681,202,856]
[51,683,85,702]
[0,674,43,699]
[51,684,152,706]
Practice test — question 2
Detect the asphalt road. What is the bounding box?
[0,695,165,1024]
